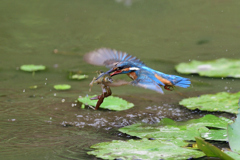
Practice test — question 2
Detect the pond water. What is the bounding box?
[1,0,240,159]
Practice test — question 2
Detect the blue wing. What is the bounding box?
[131,77,164,94]
[84,48,145,68]
[130,68,190,93]
[131,71,164,94]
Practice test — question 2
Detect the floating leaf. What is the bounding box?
[53,84,71,90]
[20,64,46,72]
[119,115,232,141]
[186,114,232,129]
[195,137,234,159]
[70,74,88,80]
[201,129,228,141]
[88,138,205,160]
[78,95,134,111]
[227,100,240,153]
[179,92,240,114]
[175,58,240,78]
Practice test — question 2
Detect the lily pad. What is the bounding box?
[20,64,46,72]
[227,101,240,153]
[88,138,205,160]
[179,92,240,114]
[70,74,88,80]
[119,115,232,141]
[175,58,240,78]
[201,129,228,141]
[53,84,71,90]
[186,114,232,129]
[78,95,134,111]
[195,137,234,159]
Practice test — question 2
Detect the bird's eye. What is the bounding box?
[117,67,124,70]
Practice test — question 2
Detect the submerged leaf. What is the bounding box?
[29,85,38,89]
[227,100,240,153]
[88,138,205,160]
[78,95,134,111]
[175,58,240,78]
[179,92,240,114]
[70,74,88,80]
[20,64,46,72]
[195,137,234,159]
[119,115,232,140]
[53,84,71,90]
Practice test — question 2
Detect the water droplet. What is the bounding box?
[54,64,59,68]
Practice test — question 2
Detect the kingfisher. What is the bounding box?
[84,48,191,94]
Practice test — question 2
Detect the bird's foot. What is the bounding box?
[164,85,174,91]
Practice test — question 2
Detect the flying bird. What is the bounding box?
[84,48,191,94]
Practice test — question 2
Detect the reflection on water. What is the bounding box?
[115,0,140,7]
[1,0,240,159]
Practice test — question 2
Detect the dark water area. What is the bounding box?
[1,0,240,159]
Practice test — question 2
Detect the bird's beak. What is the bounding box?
[109,68,122,77]
[95,68,114,80]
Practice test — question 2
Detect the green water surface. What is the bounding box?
[1,0,240,159]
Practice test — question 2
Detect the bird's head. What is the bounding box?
[109,62,140,76]
[95,62,140,80]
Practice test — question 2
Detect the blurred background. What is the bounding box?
[1,0,240,159]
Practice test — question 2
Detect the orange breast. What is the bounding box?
[154,74,172,86]
[127,72,138,80]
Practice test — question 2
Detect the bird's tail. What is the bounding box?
[172,76,191,88]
